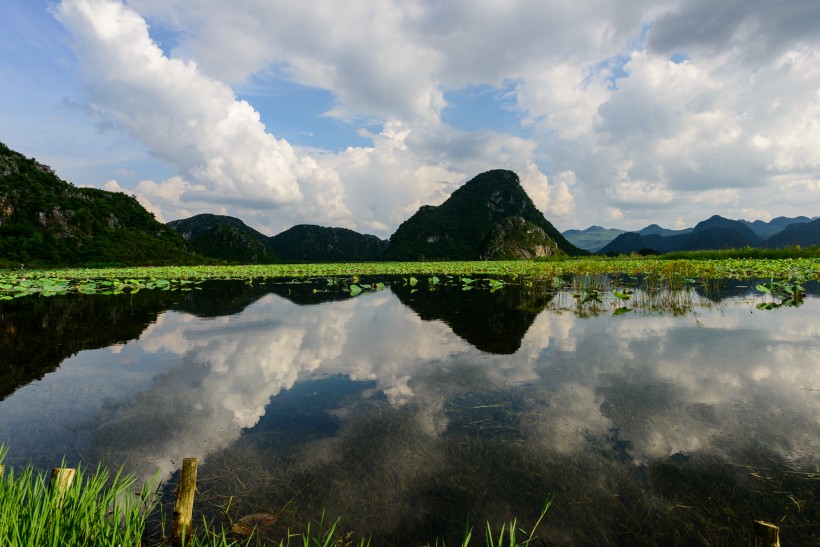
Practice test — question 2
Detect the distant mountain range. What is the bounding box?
[1,140,816,266]
[563,215,817,253]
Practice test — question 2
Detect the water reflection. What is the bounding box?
[0,279,817,544]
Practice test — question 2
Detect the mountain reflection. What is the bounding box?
[391,280,554,354]
[0,280,817,543]
[0,291,183,400]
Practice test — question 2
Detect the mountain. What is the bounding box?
[765,218,820,247]
[0,141,200,266]
[637,224,693,237]
[167,214,279,264]
[599,215,763,255]
[562,225,627,252]
[382,169,584,260]
[481,216,560,259]
[268,224,389,262]
[740,216,812,239]
[681,215,762,250]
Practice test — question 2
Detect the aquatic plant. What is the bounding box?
[0,451,158,546]
[0,257,817,300]
[755,274,807,309]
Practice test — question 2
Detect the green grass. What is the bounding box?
[645,245,820,260]
[0,446,553,547]
[0,447,157,546]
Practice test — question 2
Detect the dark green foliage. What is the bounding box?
[168,214,279,264]
[269,224,389,263]
[382,170,584,260]
[189,223,280,264]
[0,142,202,266]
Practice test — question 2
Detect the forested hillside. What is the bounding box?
[0,142,200,267]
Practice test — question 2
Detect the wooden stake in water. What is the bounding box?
[172,457,199,544]
[753,520,780,547]
[50,468,76,507]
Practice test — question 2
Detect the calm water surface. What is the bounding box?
[0,277,817,545]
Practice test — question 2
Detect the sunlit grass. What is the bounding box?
[0,445,553,546]
[0,446,157,546]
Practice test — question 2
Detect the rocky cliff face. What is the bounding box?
[481,216,559,259]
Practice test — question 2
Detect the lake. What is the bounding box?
[0,275,817,545]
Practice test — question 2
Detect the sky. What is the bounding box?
[1,0,819,237]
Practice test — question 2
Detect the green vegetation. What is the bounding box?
[0,446,553,546]
[268,225,389,263]
[166,214,280,264]
[382,170,584,260]
[0,142,202,267]
[1,256,817,300]
[0,446,156,546]
[656,245,820,260]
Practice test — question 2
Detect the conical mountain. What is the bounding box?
[382,169,584,260]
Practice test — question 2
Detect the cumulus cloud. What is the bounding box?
[55,0,353,231]
[51,0,820,233]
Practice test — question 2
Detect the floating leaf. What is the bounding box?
[349,284,362,296]
[613,290,632,300]
[231,513,278,536]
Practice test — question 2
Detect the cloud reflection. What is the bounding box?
[1,287,816,494]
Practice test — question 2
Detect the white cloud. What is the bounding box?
[49,0,820,234]
[55,0,354,230]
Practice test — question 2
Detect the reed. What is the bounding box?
[0,454,158,546]
[0,445,552,546]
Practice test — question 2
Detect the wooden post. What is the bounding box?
[171,457,199,545]
[50,468,76,507]
[753,520,780,547]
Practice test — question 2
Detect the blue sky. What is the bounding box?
[1,0,819,237]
